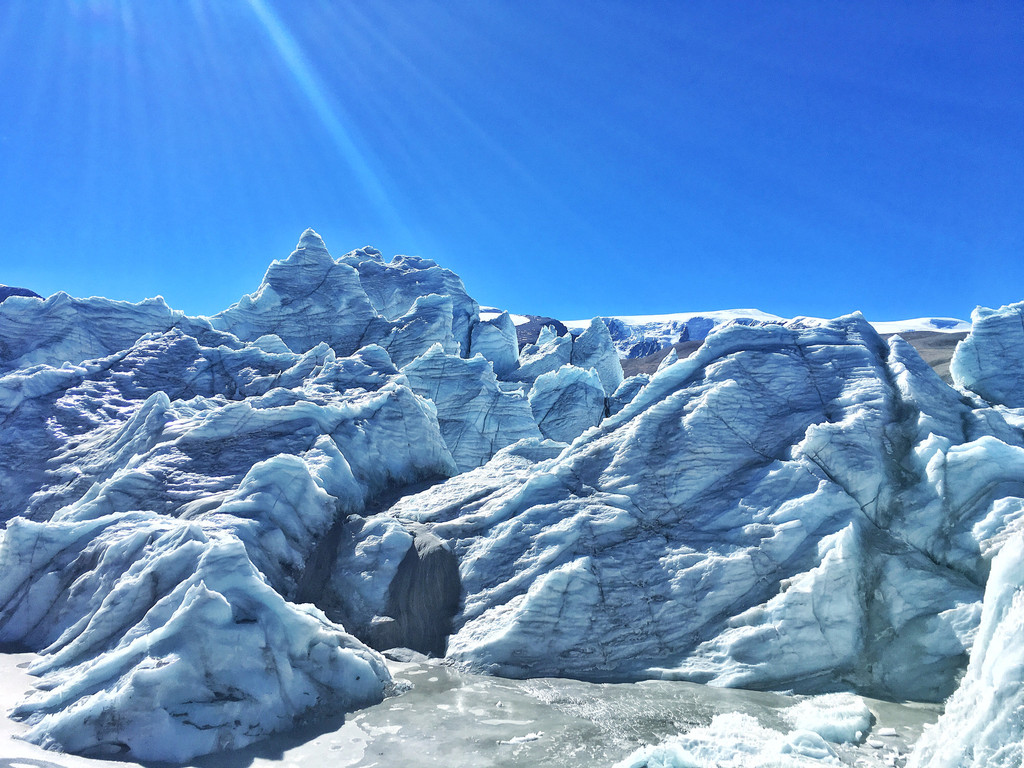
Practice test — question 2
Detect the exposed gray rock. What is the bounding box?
[882,330,967,384]
[0,285,42,302]
[513,315,569,349]
[367,526,461,657]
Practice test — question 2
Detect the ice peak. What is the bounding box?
[297,228,328,252]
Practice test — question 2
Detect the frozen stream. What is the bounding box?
[0,653,940,767]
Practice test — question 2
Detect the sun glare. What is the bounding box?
[244,0,400,228]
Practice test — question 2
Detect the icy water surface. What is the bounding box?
[0,654,939,767]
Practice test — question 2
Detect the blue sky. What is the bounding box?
[1,1,1021,322]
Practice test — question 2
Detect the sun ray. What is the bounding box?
[244,0,402,230]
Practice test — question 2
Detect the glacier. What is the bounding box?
[1,230,1023,765]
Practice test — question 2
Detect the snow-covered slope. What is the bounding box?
[870,317,971,334]
[1,231,1023,765]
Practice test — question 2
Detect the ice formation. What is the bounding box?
[1,229,1023,764]
[0,331,451,759]
[950,300,1024,407]
[0,291,229,373]
[337,245,480,356]
[565,310,787,359]
[402,344,541,471]
[469,309,520,377]
[513,324,574,383]
[528,364,606,443]
[907,533,1024,768]
[568,316,624,393]
[210,229,379,355]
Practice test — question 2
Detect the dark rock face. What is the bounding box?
[880,331,967,384]
[368,527,462,657]
[0,285,42,302]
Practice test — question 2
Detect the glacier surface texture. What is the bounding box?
[0,230,1022,764]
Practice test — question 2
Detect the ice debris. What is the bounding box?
[783,693,873,744]
[615,712,841,767]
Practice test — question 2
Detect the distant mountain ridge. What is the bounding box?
[483,307,968,354]
[481,307,970,380]
[0,285,42,303]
